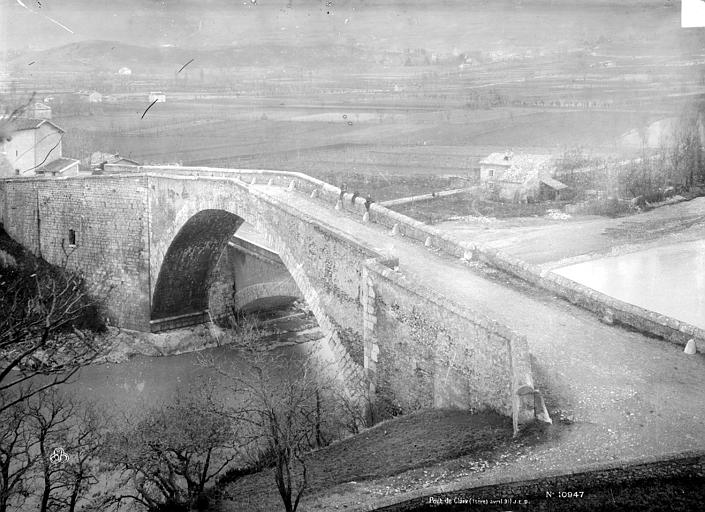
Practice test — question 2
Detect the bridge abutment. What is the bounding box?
[0,175,153,331]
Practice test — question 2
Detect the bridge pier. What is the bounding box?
[208,236,304,324]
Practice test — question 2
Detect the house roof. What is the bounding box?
[10,118,65,133]
[35,158,79,175]
[540,176,569,190]
[479,152,514,167]
[90,152,140,167]
[113,157,140,165]
[480,152,555,184]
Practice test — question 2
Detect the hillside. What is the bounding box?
[214,408,535,511]
[9,1,704,80]
[8,39,376,77]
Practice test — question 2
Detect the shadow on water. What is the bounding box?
[45,322,316,422]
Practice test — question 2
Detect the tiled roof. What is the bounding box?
[35,157,79,175]
[481,153,555,184]
[540,176,568,190]
[114,157,140,165]
[90,152,140,167]
[9,118,65,133]
[479,152,514,166]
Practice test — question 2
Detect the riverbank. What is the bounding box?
[92,303,321,364]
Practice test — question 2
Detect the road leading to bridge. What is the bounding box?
[255,183,705,481]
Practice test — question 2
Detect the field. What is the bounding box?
[56,98,691,201]
[391,193,570,224]
[11,3,689,201]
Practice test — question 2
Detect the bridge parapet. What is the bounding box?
[160,162,703,354]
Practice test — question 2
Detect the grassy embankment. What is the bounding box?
[215,409,550,512]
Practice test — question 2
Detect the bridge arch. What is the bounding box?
[148,177,353,341]
[150,202,321,332]
[151,209,244,321]
[146,176,368,403]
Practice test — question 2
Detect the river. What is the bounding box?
[57,340,316,424]
[53,305,322,421]
[553,239,705,330]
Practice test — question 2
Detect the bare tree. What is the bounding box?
[656,103,705,190]
[0,387,107,512]
[202,318,351,512]
[0,232,108,510]
[48,400,107,512]
[0,242,105,416]
[671,113,703,188]
[25,388,75,512]
[223,355,318,512]
[22,389,107,512]
[0,399,34,512]
[101,386,238,512]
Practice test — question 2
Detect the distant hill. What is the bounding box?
[9,40,373,78]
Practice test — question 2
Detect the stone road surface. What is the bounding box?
[255,184,705,507]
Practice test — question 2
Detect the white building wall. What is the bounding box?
[3,130,37,174]
[33,124,62,173]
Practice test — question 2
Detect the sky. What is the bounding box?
[1,0,678,53]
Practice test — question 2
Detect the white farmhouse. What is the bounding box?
[479,152,567,202]
[148,91,166,103]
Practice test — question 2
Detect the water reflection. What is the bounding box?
[554,239,705,330]
[59,341,313,420]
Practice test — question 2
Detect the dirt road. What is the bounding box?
[435,197,705,266]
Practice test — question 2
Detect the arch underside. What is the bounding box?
[151,209,244,320]
[233,279,303,313]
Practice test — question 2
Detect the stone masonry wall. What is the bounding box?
[145,173,372,402]
[208,238,303,319]
[0,175,151,330]
[363,258,535,432]
[101,167,539,423]
[147,174,379,366]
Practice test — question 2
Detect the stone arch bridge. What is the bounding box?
[0,167,537,432]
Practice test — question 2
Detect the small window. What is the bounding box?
[15,150,18,157]
[489,169,494,177]
[68,229,76,246]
